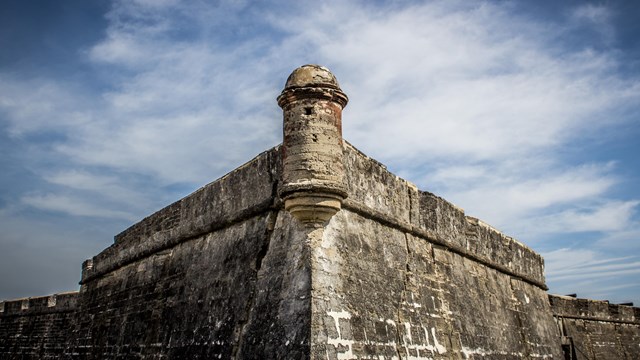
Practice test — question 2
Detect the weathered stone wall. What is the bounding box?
[0,142,567,360]
[550,295,640,359]
[308,144,563,359]
[0,292,78,359]
[342,143,546,289]
[65,147,312,359]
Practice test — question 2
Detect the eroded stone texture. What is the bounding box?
[0,293,77,359]
[63,145,314,359]
[307,140,566,359]
[342,143,546,290]
[550,295,640,359]
[237,211,312,359]
[343,143,413,223]
[312,207,563,359]
[69,215,276,358]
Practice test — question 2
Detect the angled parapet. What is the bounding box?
[278,65,349,225]
[464,216,546,288]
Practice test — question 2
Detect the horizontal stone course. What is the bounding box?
[550,294,640,359]
[0,292,78,316]
[83,147,281,283]
[0,292,78,359]
[343,142,546,289]
[550,294,640,324]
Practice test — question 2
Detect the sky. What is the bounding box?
[1,0,639,305]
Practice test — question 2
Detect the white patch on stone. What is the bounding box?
[462,346,525,358]
[404,322,413,344]
[405,293,422,308]
[431,328,446,354]
[327,310,351,339]
[327,310,355,359]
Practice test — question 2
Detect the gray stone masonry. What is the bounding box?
[550,295,640,359]
[0,292,78,359]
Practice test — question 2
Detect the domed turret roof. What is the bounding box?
[283,64,341,90]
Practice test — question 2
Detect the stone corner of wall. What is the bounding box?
[113,145,282,246]
[82,145,282,285]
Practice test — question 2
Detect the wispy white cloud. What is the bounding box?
[429,161,624,236]
[550,267,640,282]
[42,170,153,210]
[21,193,136,220]
[0,77,93,136]
[596,226,640,249]
[544,247,640,302]
[529,200,639,234]
[570,4,615,44]
[44,171,122,192]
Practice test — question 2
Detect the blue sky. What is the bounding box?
[1,0,639,305]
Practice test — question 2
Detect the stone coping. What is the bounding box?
[549,294,640,325]
[81,147,281,284]
[79,141,547,290]
[0,291,78,316]
[343,142,547,288]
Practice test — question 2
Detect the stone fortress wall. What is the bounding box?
[0,292,78,358]
[1,65,639,359]
[309,143,561,358]
[550,295,640,359]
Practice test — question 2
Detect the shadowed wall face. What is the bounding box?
[65,147,313,359]
[0,293,78,359]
